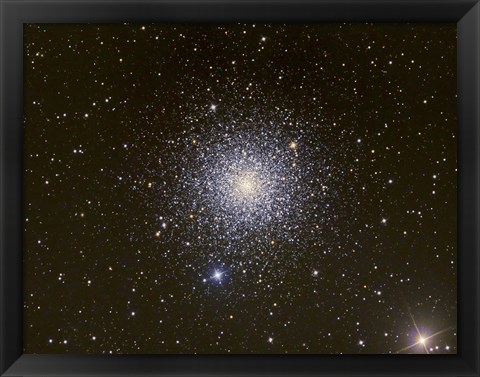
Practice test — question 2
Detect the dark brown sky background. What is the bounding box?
[23,23,456,354]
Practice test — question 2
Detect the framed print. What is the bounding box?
[1,0,479,376]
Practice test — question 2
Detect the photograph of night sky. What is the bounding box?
[23,23,457,354]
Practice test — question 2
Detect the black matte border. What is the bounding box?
[1,1,479,376]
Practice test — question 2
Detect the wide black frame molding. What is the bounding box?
[1,0,479,376]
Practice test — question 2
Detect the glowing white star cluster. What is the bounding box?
[167,110,349,279]
[128,104,350,288]
[182,118,327,235]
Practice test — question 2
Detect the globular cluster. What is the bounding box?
[23,23,457,354]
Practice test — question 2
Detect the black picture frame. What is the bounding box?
[1,0,479,376]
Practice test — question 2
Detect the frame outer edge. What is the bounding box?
[474,2,479,375]
[0,0,8,374]
[0,0,4,373]
[1,0,24,376]
[1,1,480,377]
[458,1,480,376]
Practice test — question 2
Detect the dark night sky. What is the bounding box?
[23,23,457,354]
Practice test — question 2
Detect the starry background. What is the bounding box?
[23,23,457,354]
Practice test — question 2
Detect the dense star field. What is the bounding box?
[23,23,457,354]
